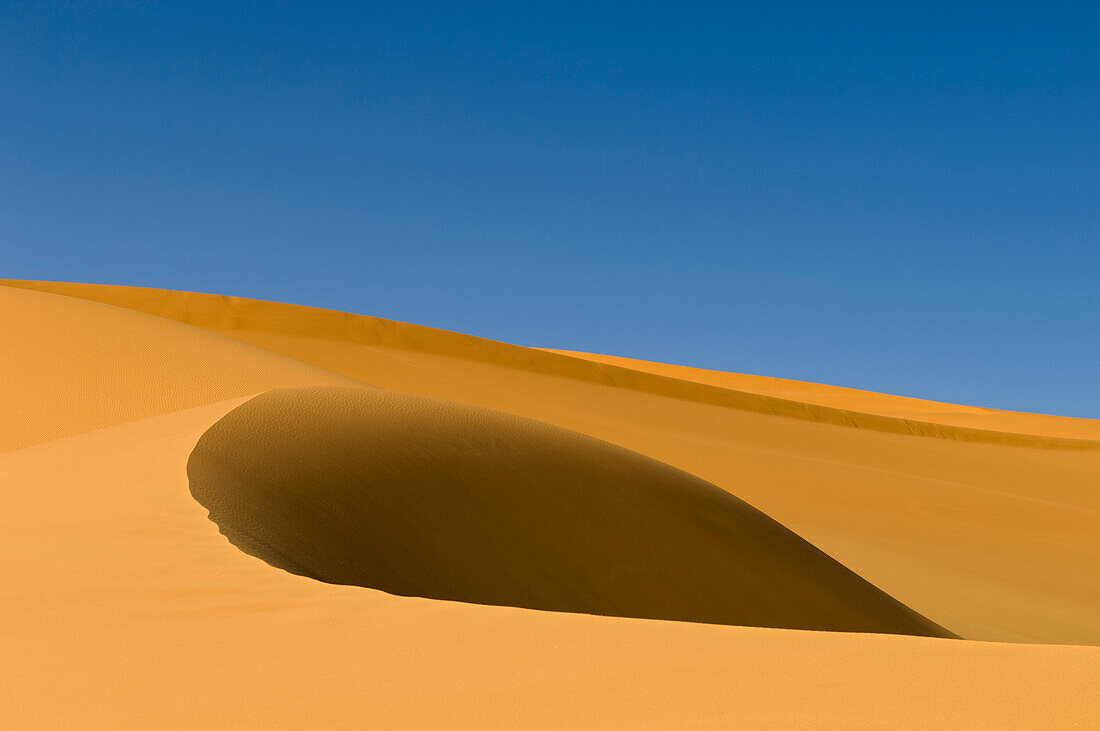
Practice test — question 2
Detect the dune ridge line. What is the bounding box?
[4,279,1096,449]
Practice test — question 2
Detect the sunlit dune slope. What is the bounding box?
[3,401,1095,728]
[188,385,950,636]
[545,348,1100,440]
[0,285,355,452]
[5,279,1095,448]
[5,280,1098,644]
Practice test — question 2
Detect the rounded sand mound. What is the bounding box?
[187,386,953,636]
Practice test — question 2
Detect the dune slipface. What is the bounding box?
[187,385,953,637]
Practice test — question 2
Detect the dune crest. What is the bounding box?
[544,348,1100,440]
[4,279,1096,448]
[187,385,952,637]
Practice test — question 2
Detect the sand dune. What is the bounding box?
[5,279,1096,448]
[188,385,949,636]
[5,280,1097,643]
[3,397,1095,728]
[2,279,1098,726]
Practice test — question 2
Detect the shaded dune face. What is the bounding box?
[188,386,954,637]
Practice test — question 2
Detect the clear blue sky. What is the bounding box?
[2,2,1097,416]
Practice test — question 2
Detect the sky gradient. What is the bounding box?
[3,2,1097,416]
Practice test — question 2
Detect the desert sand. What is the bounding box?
[2,279,1098,727]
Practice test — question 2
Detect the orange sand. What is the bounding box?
[2,280,1097,727]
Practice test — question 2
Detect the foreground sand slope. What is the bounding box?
[3,401,1096,728]
[6,280,1096,644]
[188,386,949,636]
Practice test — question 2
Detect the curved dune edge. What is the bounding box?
[187,385,954,638]
[3,279,1096,449]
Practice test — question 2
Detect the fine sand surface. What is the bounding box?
[2,279,1098,727]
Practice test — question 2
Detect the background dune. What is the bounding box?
[188,385,949,636]
[6,279,1096,447]
[545,348,1100,441]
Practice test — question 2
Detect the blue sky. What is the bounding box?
[2,2,1097,416]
